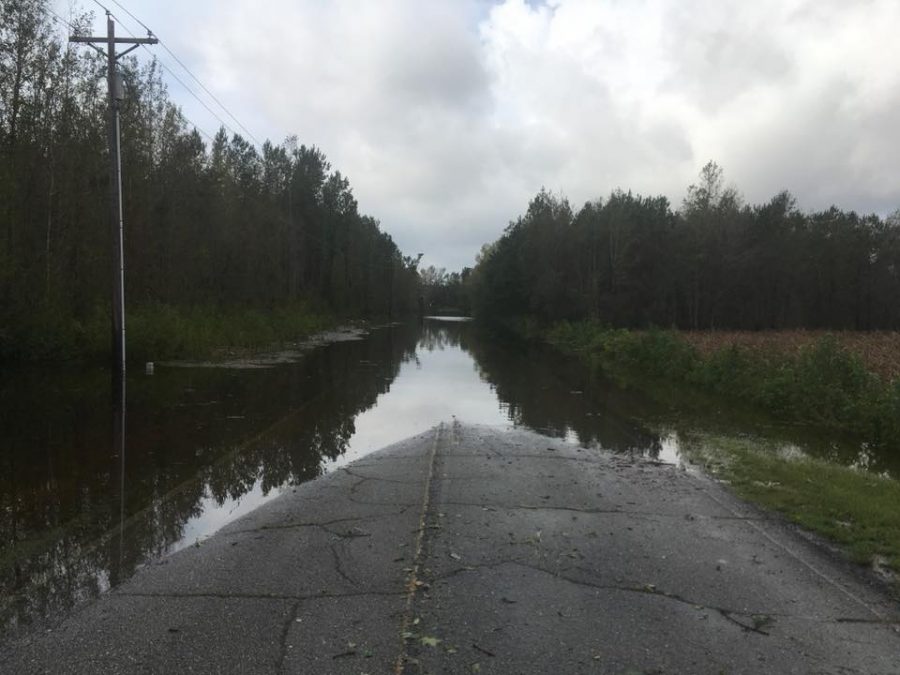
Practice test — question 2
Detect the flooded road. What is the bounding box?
[0,318,895,639]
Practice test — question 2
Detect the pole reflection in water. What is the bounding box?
[0,324,421,639]
[0,319,891,644]
[114,373,126,579]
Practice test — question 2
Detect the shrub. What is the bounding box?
[539,321,900,452]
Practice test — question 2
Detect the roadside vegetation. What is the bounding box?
[0,0,421,363]
[543,323,900,451]
[682,331,900,382]
[528,321,900,579]
[465,160,900,450]
[466,162,900,578]
[0,302,334,363]
[678,431,900,577]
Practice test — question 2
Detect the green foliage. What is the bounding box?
[470,166,900,331]
[789,337,874,424]
[0,303,331,362]
[418,265,472,315]
[682,433,900,573]
[125,303,331,361]
[0,304,104,361]
[0,1,420,363]
[543,323,900,450]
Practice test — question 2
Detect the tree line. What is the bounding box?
[0,0,421,359]
[418,265,471,315]
[469,162,900,330]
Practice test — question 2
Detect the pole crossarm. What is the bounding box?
[70,36,158,44]
[69,35,158,62]
[71,41,107,57]
[68,16,157,376]
[116,44,141,59]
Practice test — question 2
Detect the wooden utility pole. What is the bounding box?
[70,15,157,375]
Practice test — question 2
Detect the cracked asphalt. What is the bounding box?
[2,422,898,674]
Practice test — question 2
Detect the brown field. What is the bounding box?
[681,331,900,382]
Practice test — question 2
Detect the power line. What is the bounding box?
[144,45,242,140]
[177,111,215,144]
[107,0,151,34]
[157,42,261,146]
[112,32,218,143]
[44,6,77,32]
[108,16,241,141]
[104,0,262,146]
[43,6,110,58]
[90,0,140,42]
[41,5,213,143]
[80,0,261,147]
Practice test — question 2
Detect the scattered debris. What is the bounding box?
[472,643,496,657]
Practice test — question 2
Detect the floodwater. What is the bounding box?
[0,318,894,640]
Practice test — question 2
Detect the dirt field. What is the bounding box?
[681,331,900,382]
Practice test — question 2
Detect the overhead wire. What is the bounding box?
[175,112,216,144]
[142,45,240,140]
[42,5,112,62]
[45,4,407,277]
[43,6,78,32]
[106,0,151,34]
[59,1,219,146]
[110,16,240,142]
[52,0,260,148]
[105,0,262,146]
[156,42,261,146]
[39,1,229,148]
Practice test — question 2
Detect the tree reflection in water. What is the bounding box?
[5,319,863,642]
[464,324,664,456]
[0,325,419,639]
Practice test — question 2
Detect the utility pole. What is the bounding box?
[70,14,157,376]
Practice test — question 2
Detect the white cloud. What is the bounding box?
[71,0,900,269]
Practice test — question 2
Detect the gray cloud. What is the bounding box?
[87,0,900,269]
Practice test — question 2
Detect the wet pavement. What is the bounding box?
[2,422,897,674]
[4,318,899,664]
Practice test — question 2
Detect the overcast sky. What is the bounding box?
[60,0,900,271]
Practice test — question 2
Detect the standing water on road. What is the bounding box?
[0,318,893,639]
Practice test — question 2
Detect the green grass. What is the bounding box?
[126,303,333,362]
[0,301,334,363]
[533,319,900,577]
[542,321,900,451]
[680,432,900,575]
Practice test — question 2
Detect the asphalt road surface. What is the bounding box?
[2,422,898,673]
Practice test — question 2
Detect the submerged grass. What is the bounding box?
[680,432,900,576]
[0,301,334,364]
[126,303,333,362]
[531,318,900,578]
[543,321,900,452]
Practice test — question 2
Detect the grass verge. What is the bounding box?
[515,318,900,579]
[0,301,334,363]
[542,321,900,452]
[679,432,900,577]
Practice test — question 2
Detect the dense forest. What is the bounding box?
[469,162,900,330]
[0,0,421,360]
[418,265,471,315]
